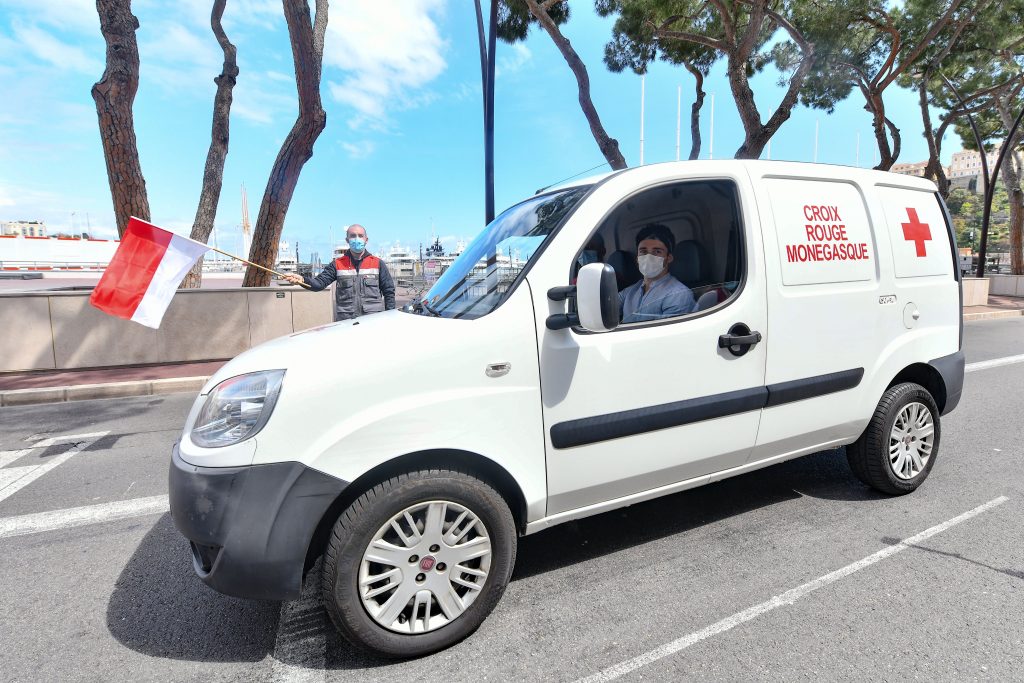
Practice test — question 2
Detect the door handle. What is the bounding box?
[718,323,762,357]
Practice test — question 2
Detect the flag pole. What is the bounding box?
[204,243,311,289]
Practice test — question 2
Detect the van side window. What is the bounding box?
[571,180,744,325]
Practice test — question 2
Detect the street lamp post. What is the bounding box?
[474,0,497,226]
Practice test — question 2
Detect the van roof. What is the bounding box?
[542,159,938,194]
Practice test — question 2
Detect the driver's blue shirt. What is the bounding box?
[619,274,695,323]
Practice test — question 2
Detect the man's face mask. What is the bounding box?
[348,237,366,253]
[637,253,665,278]
[577,250,599,267]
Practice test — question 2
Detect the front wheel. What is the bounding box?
[322,469,517,658]
[847,382,941,495]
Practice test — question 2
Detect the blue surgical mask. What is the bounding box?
[577,250,599,267]
[348,237,366,253]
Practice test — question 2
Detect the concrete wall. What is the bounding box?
[988,274,1024,297]
[0,287,334,373]
[962,277,990,306]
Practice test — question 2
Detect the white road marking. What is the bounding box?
[966,353,1024,373]
[269,565,328,683]
[577,496,1009,683]
[0,432,109,504]
[0,450,30,468]
[0,495,169,539]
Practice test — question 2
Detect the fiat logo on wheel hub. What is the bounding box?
[419,556,436,571]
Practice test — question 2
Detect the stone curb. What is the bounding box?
[0,376,209,407]
[963,310,1024,322]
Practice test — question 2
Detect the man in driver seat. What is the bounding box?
[619,224,695,323]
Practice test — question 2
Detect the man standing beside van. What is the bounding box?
[285,224,396,320]
[619,224,695,323]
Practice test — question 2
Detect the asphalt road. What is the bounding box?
[2,318,1024,682]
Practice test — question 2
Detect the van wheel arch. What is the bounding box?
[303,449,528,573]
[887,363,946,413]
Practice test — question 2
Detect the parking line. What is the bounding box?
[0,432,109,504]
[0,495,169,539]
[965,353,1024,373]
[576,496,1009,683]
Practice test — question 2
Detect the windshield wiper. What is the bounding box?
[420,299,442,317]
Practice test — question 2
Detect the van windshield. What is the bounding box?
[417,186,590,319]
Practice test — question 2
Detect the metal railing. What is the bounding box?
[0,261,109,270]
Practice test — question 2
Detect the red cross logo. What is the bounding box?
[901,208,932,257]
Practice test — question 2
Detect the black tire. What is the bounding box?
[847,382,941,495]
[322,469,517,658]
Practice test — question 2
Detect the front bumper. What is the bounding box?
[168,444,348,600]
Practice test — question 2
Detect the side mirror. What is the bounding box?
[576,263,619,332]
[545,263,619,332]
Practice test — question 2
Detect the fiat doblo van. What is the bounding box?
[170,160,963,657]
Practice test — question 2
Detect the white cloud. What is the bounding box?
[266,70,293,84]
[232,71,297,125]
[452,81,481,103]
[141,21,221,77]
[324,0,448,131]
[341,140,375,159]
[12,23,102,74]
[136,0,280,33]
[222,0,282,31]
[496,43,532,78]
[136,21,298,126]
[0,0,98,32]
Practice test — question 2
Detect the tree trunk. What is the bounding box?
[1002,160,1024,275]
[884,116,901,168]
[92,0,149,238]
[684,62,704,160]
[995,98,1024,275]
[725,48,763,159]
[524,0,627,170]
[243,0,328,287]
[865,90,897,170]
[918,78,951,196]
[727,15,814,158]
[181,0,238,289]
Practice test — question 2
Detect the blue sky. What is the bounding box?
[1,0,962,262]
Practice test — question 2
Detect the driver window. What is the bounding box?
[571,179,745,325]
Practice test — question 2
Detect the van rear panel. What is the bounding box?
[748,167,960,462]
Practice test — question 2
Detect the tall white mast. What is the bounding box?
[676,84,681,161]
[640,75,646,165]
[709,93,715,160]
[241,183,252,258]
[814,119,819,163]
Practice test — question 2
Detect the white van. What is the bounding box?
[169,161,963,657]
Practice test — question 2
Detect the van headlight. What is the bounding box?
[190,370,285,448]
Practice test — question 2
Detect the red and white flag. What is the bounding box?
[89,217,210,328]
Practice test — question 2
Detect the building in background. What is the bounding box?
[1,220,48,237]
[949,147,1003,192]
[890,161,930,178]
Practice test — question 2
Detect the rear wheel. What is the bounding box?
[847,382,940,495]
[322,469,516,658]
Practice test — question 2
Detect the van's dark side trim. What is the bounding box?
[550,368,864,449]
[765,368,864,407]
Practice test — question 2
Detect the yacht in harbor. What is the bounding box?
[275,240,298,275]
